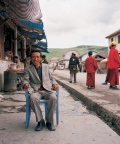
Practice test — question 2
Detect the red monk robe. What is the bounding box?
[105,69,111,83]
[85,54,98,88]
[102,45,115,85]
[107,45,120,88]
[103,47,111,84]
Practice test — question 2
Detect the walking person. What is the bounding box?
[52,63,55,72]
[107,41,120,90]
[85,51,98,89]
[68,52,81,83]
[22,49,59,131]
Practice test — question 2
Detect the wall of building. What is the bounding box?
[64,61,69,69]
[108,34,120,52]
[0,60,10,91]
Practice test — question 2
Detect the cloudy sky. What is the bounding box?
[40,0,120,48]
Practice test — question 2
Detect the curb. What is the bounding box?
[55,77,120,134]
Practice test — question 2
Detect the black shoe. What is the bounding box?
[90,86,95,89]
[109,85,117,88]
[35,119,45,131]
[109,86,119,90]
[87,86,94,89]
[69,81,72,83]
[102,82,107,85]
[87,86,91,89]
[46,122,56,131]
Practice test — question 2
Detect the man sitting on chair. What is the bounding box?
[22,49,59,131]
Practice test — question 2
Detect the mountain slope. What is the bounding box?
[42,45,108,62]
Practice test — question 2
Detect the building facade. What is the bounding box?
[106,29,120,52]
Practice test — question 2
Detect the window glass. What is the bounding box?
[111,38,113,42]
[118,35,120,43]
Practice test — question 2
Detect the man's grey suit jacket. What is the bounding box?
[22,63,57,94]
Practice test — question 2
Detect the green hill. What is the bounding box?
[42,45,108,62]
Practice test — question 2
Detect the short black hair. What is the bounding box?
[30,49,42,57]
[42,55,46,58]
[88,51,92,56]
[13,56,18,59]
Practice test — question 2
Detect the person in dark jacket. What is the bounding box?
[42,55,48,64]
[68,52,81,83]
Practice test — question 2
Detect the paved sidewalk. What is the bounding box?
[0,88,120,144]
[53,69,120,132]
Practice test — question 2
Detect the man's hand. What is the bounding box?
[52,84,59,90]
[23,83,30,89]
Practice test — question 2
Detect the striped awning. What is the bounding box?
[32,41,48,48]
[0,0,49,52]
[13,19,44,34]
[3,0,42,22]
[17,27,46,40]
[18,20,43,29]
[26,40,47,48]
[26,38,49,53]
[31,46,49,53]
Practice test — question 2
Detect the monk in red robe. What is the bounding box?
[107,41,120,90]
[85,51,98,89]
[102,46,111,85]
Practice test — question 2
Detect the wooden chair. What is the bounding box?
[25,89,59,127]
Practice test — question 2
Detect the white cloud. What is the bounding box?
[40,0,120,48]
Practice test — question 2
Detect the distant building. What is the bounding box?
[94,51,108,62]
[50,57,59,63]
[106,29,120,52]
[80,51,108,72]
[49,57,59,67]
[80,51,97,62]
[94,51,108,70]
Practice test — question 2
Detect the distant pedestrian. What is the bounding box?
[52,64,55,72]
[24,49,32,67]
[13,56,21,68]
[85,51,98,89]
[68,52,81,83]
[24,56,32,68]
[107,41,120,90]
[42,55,48,64]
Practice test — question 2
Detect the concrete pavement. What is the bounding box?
[0,87,120,144]
[53,69,120,133]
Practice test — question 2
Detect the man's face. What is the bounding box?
[13,58,18,63]
[31,52,42,66]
